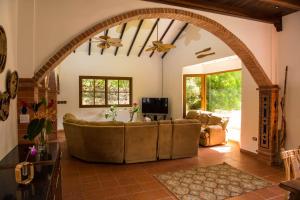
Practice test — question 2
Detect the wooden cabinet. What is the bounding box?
[0,143,62,200]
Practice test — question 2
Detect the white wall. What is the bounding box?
[241,66,259,153]
[57,53,162,129]
[183,55,241,75]
[278,11,300,150]
[0,0,19,160]
[14,0,276,84]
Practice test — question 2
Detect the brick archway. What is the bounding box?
[33,8,272,87]
[31,8,279,165]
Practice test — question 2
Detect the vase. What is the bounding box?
[129,111,134,122]
[37,128,48,152]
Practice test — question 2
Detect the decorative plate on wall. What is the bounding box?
[0,26,7,73]
[0,91,10,121]
[7,71,19,99]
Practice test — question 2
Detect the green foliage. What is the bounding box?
[206,71,241,112]
[186,77,201,110]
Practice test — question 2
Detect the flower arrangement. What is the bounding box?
[129,103,140,122]
[104,105,118,121]
[23,98,55,146]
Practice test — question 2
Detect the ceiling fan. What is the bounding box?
[145,21,176,53]
[195,47,215,59]
[93,35,123,49]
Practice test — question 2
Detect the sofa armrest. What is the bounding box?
[205,125,226,146]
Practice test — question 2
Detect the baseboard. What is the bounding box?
[240,148,257,157]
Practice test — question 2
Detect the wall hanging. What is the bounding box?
[0,26,7,73]
[0,91,10,121]
[7,70,19,99]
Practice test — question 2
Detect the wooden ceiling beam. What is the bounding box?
[115,23,127,56]
[88,38,92,56]
[149,19,175,58]
[143,0,280,24]
[127,20,144,56]
[162,23,188,59]
[260,0,300,10]
[138,18,160,57]
[101,29,109,55]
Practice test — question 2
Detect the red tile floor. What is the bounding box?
[58,132,288,200]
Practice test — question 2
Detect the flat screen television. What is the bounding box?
[142,98,168,114]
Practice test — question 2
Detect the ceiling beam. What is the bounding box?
[138,18,160,57]
[115,23,127,56]
[149,19,175,58]
[162,23,188,59]
[127,20,144,56]
[260,0,300,10]
[88,38,92,56]
[101,29,109,55]
[143,0,281,25]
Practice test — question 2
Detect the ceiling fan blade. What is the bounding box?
[97,42,110,49]
[162,44,176,49]
[145,46,157,51]
[195,47,212,55]
[107,38,122,43]
[197,52,215,59]
[153,41,162,46]
[110,42,123,47]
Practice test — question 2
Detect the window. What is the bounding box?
[79,76,132,107]
[183,70,241,116]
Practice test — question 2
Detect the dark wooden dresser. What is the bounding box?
[0,143,61,200]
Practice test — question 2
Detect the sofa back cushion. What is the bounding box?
[185,111,199,119]
[207,115,222,125]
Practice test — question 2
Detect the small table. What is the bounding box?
[279,178,300,200]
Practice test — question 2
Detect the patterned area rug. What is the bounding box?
[154,163,272,200]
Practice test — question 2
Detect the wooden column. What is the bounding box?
[257,85,279,165]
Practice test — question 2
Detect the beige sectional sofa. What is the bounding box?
[63,113,201,164]
[185,111,229,146]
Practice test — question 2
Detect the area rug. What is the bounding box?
[154,163,272,200]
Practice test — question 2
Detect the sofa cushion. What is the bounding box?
[207,115,222,125]
[197,113,211,125]
[63,113,77,122]
[158,120,172,124]
[125,121,157,126]
[185,111,199,119]
[87,121,124,126]
[173,119,200,124]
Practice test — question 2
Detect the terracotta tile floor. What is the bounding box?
[58,132,288,200]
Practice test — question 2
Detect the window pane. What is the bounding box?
[82,92,94,105]
[108,92,118,105]
[119,80,130,93]
[82,79,94,91]
[206,71,241,112]
[185,77,201,113]
[95,92,105,105]
[119,93,130,105]
[108,80,118,92]
[95,79,105,92]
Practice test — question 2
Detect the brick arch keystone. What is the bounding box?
[33,8,272,87]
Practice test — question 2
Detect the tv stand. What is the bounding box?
[143,113,167,121]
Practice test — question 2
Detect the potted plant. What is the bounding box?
[23,98,55,152]
[105,105,118,121]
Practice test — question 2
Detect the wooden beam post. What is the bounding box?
[149,19,175,57]
[88,38,92,56]
[138,18,160,57]
[115,23,127,56]
[127,20,144,56]
[101,30,109,55]
[161,23,188,59]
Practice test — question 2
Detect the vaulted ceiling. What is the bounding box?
[143,0,300,31]
[75,19,191,58]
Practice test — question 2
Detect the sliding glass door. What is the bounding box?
[183,75,205,116]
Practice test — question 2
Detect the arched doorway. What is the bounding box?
[32,8,279,165]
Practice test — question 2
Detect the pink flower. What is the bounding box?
[29,146,37,156]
